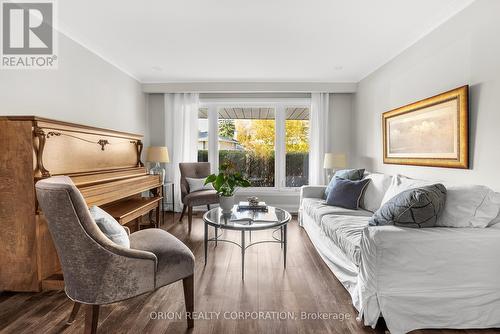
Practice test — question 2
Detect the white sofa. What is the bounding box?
[299,173,500,334]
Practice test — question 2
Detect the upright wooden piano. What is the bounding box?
[0,116,162,292]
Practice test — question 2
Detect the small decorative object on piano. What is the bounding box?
[238,199,268,211]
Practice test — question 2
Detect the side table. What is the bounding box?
[161,182,175,225]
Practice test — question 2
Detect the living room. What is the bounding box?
[1,0,499,333]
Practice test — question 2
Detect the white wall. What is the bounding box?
[147,94,166,146]
[353,0,500,190]
[0,32,146,134]
[329,93,354,166]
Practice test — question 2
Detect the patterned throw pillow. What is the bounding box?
[89,206,130,248]
[325,177,371,210]
[369,184,447,228]
[325,168,365,198]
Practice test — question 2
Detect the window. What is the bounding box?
[197,108,208,162]
[199,101,310,189]
[285,108,309,187]
[218,108,275,187]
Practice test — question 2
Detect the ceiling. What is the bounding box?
[58,0,474,83]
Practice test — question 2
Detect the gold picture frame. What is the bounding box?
[382,85,469,169]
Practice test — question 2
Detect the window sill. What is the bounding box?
[235,187,301,196]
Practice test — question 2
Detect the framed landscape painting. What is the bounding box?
[382,85,469,168]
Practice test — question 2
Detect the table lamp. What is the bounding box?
[323,153,347,181]
[146,146,169,184]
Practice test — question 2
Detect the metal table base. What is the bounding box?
[204,224,287,280]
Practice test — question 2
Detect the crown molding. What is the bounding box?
[142,82,357,93]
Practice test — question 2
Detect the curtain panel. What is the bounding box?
[309,93,330,185]
[164,93,200,211]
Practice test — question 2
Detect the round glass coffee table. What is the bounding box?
[203,206,292,280]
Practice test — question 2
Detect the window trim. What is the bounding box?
[198,98,311,191]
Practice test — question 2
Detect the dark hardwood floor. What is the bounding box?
[0,212,498,334]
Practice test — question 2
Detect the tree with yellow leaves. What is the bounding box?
[285,120,309,152]
[235,119,309,157]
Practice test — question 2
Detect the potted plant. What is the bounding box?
[204,161,251,212]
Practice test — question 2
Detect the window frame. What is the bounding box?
[198,97,311,193]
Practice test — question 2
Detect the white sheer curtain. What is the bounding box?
[309,93,330,185]
[164,93,199,211]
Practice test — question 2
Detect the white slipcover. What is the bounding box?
[358,226,500,333]
[300,176,500,334]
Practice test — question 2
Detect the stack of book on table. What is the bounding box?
[237,201,268,211]
[230,205,279,223]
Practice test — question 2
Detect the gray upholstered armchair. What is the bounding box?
[179,162,218,232]
[35,176,195,333]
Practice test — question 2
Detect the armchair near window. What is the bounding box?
[35,176,195,334]
[179,162,218,232]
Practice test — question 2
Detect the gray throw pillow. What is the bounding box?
[369,184,447,228]
[89,206,130,248]
[326,177,371,210]
[186,177,214,192]
[325,168,365,198]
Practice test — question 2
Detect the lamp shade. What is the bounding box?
[323,153,346,169]
[146,146,169,163]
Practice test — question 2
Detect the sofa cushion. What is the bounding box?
[361,173,393,212]
[380,174,434,206]
[325,168,365,198]
[325,177,371,210]
[321,215,371,266]
[488,201,500,227]
[490,220,500,229]
[437,185,500,228]
[335,168,365,180]
[370,184,447,228]
[302,198,372,224]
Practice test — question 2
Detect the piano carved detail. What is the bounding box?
[33,126,51,177]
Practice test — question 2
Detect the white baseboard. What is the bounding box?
[175,203,298,214]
